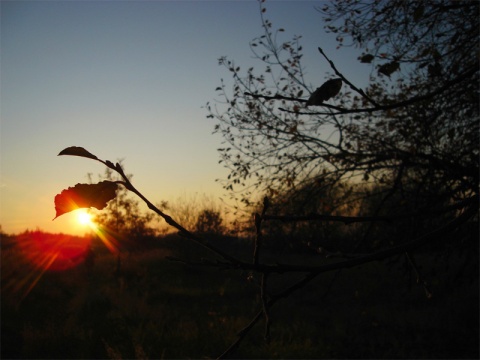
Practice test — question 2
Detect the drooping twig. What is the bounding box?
[218,270,321,359]
[261,273,271,343]
[111,161,243,266]
[253,196,269,265]
[217,309,263,359]
[405,251,433,299]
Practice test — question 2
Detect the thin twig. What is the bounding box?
[245,91,306,103]
[253,196,270,265]
[111,162,242,265]
[218,271,319,359]
[217,310,264,359]
[405,251,433,299]
[261,273,271,343]
[317,46,379,106]
[248,65,478,117]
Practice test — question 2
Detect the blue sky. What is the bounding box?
[1,1,366,235]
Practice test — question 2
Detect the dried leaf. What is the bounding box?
[54,181,119,219]
[306,78,342,106]
[378,62,400,77]
[58,146,98,161]
[360,54,374,63]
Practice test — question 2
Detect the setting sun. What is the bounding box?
[77,210,94,227]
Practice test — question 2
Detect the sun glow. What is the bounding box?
[73,210,120,254]
[77,210,94,227]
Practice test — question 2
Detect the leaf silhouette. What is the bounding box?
[306,78,342,106]
[360,54,374,63]
[54,181,119,219]
[378,62,400,77]
[58,146,98,161]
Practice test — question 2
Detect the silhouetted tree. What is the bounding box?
[206,0,478,222]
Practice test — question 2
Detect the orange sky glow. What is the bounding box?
[1,1,366,237]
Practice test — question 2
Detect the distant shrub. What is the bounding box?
[195,209,224,234]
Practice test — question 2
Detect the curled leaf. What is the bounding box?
[360,54,374,63]
[58,146,98,161]
[54,181,119,219]
[306,78,342,106]
[378,61,400,77]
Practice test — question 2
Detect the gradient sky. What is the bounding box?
[1,1,367,236]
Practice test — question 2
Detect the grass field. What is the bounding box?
[2,231,478,359]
